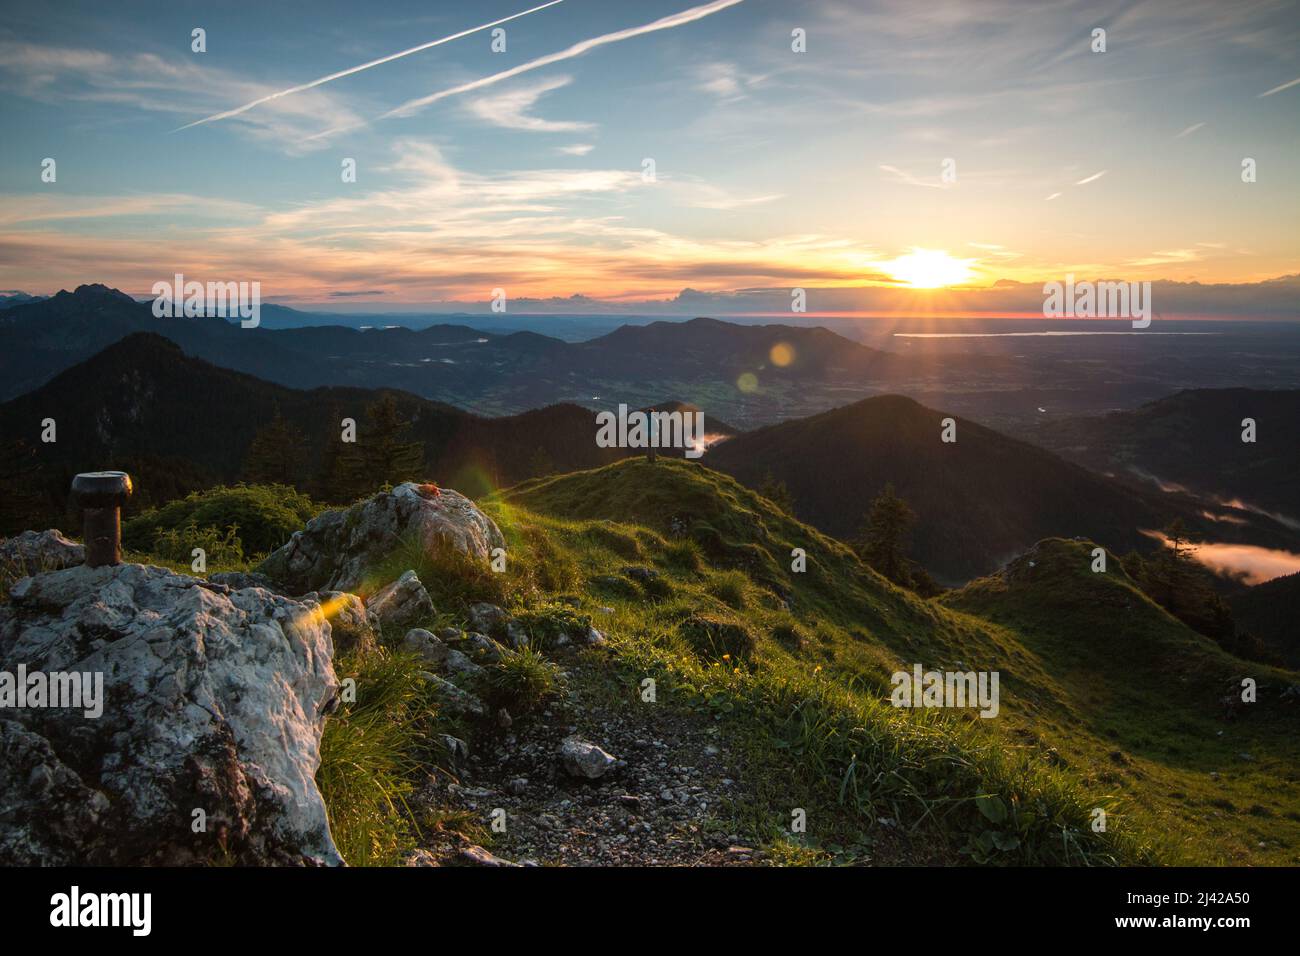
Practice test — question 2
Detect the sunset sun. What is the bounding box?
[883,248,976,288]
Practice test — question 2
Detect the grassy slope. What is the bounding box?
[942,540,1300,864]
[481,457,1299,865]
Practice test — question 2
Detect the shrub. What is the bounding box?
[149,522,245,567]
[486,646,564,713]
[124,484,318,558]
[509,602,593,649]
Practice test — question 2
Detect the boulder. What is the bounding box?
[0,563,340,866]
[560,737,618,780]
[467,602,509,637]
[300,590,378,656]
[0,530,84,576]
[257,483,504,595]
[366,570,434,629]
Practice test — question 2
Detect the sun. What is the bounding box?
[882,248,976,289]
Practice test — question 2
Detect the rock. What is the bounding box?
[467,602,509,637]
[439,735,469,763]
[0,563,340,866]
[0,530,84,576]
[497,707,513,729]
[561,737,618,780]
[584,626,607,646]
[505,618,530,649]
[403,627,448,662]
[404,628,483,677]
[208,570,277,592]
[462,632,503,663]
[257,482,504,595]
[421,673,487,717]
[300,590,377,655]
[444,649,483,677]
[621,566,659,583]
[507,777,529,795]
[366,570,434,629]
[460,844,518,867]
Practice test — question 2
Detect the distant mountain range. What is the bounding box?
[704,394,1300,582]
[0,284,917,424]
[1036,389,1300,526]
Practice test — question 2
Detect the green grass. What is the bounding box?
[316,648,444,866]
[483,458,1299,865]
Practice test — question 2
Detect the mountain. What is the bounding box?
[1230,571,1300,667]
[0,332,653,530]
[0,285,914,425]
[1034,388,1300,526]
[703,394,1300,583]
[0,291,45,309]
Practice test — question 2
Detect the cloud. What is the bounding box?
[695,62,765,101]
[878,164,946,189]
[0,41,363,151]
[1074,170,1108,186]
[306,0,746,141]
[1174,122,1205,138]
[173,0,566,130]
[465,75,592,132]
[556,143,595,155]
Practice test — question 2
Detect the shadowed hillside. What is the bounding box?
[704,394,1300,583]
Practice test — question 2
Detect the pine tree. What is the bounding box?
[758,471,795,513]
[0,437,53,535]
[334,395,425,500]
[241,411,307,486]
[854,483,917,586]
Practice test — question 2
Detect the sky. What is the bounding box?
[0,0,1297,316]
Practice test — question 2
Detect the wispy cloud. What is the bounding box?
[465,75,591,132]
[173,0,566,131]
[879,164,946,189]
[1075,170,1107,186]
[306,0,746,141]
[1174,122,1205,138]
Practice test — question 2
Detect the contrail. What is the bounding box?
[174,0,566,132]
[307,0,745,141]
[1258,76,1300,98]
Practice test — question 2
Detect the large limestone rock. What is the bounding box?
[257,483,504,596]
[0,529,84,576]
[0,563,341,866]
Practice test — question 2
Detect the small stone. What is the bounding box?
[561,737,618,779]
[460,844,518,867]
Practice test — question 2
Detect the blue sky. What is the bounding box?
[1,0,1297,314]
